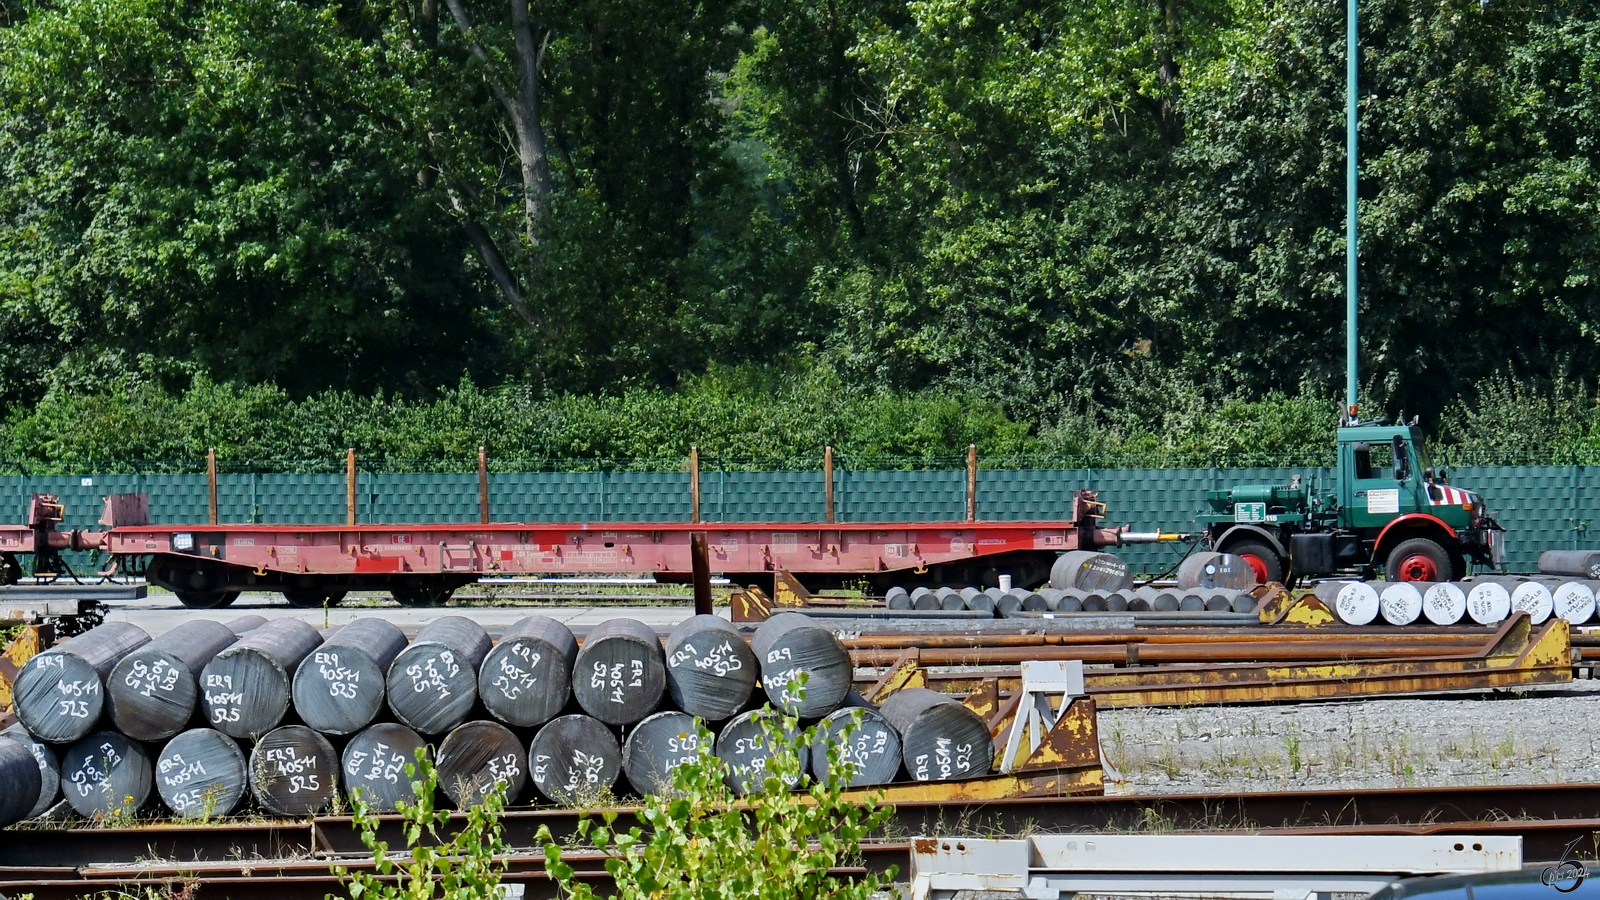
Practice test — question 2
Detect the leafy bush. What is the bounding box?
[332,751,510,900]
[537,706,895,900]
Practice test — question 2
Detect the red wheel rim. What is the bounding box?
[1239,554,1270,585]
[1395,554,1438,582]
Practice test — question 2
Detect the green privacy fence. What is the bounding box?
[5,466,1594,573]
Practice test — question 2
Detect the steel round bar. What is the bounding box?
[1539,549,1600,580]
[1543,580,1597,624]
[1466,581,1511,626]
[0,735,43,828]
[965,590,996,614]
[341,722,429,813]
[1503,579,1554,625]
[941,590,968,612]
[436,720,527,809]
[1376,581,1423,626]
[155,728,247,819]
[913,588,941,611]
[664,614,756,722]
[1317,581,1381,626]
[571,618,666,726]
[294,618,409,736]
[621,710,704,797]
[1052,589,1083,613]
[201,618,324,739]
[877,687,992,782]
[715,708,807,795]
[1177,552,1259,590]
[1020,591,1050,612]
[108,619,240,742]
[750,613,851,719]
[386,616,492,736]
[479,615,578,729]
[250,725,339,816]
[809,703,902,788]
[528,714,622,805]
[1049,551,1132,592]
[1105,592,1131,613]
[1420,582,1467,626]
[1,724,58,821]
[14,622,151,744]
[884,587,911,610]
[62,730,151,818]
[224,615,269,635]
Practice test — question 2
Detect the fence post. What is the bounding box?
[346,449,357,526]
[966,445,978,523]
[689,446,701,524]
[478,446,490,524]
[207,448,218,525]
[824,446,835,524]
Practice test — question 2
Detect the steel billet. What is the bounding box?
[664,614,756,722]
[202,618,323,739]
[155,728,247,818]
[294,617,408,735]
[750,613,850,719]
[386,616,492,736]
[14,622,151,744]
[108,619,241,742]
[622,710,703,797]
[436,720,527,809]
[250,725,338,816]
[527,714,621,805]
[572,618,666,726]
[341,722,429,813]
[478,615,577,729]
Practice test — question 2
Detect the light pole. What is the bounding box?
[1345,0,1359,411]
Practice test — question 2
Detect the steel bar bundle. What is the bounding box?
[1,612,1013,826]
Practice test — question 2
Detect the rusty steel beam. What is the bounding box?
[854,615,1571,708]
[11,783,1600,898]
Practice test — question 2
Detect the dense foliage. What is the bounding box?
[2,0,1597,453]
[1,369,1585,472]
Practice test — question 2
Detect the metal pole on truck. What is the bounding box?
[1346,0,1359,411]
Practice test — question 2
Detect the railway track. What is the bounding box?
[3,781,1599,898]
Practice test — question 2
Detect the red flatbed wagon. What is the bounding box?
[3,490,1165,608]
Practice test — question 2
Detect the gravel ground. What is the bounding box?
[1100,679,1600,794]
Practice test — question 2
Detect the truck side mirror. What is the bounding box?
[1391,435,1409,481]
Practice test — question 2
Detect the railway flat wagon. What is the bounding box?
[4,490,1163,608]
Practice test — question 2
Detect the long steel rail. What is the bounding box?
[5,781,1600,898]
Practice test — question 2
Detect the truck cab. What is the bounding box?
[1198,419,1503,584]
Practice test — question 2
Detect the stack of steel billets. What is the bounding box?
[879,550,1259,619]
[0,612,991,828]
[1321,576,1599,626]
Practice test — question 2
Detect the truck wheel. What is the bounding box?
[1386,538,1454,582]
[1222,540,1283,586]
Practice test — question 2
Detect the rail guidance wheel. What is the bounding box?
[1221,540,1282,585]
[392,586,454,607]
[174,590,231,609]
[1386,537,1453,582]
[282,590,347,609]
